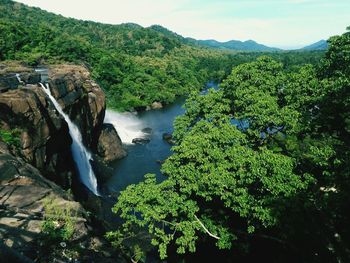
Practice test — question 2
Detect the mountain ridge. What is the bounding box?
[300,39,328,50]
[185,37,281,51]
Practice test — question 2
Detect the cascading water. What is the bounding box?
[40,83,99,196]
[104,110,146,144]
[15,73,24,84]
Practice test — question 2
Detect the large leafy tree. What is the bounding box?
[109,72,311,259]
[110,28,350,262]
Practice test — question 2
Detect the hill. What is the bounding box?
[301,40,328,50]
[186,38,281,51]
[0,0,325,111]
[0,0,236,110]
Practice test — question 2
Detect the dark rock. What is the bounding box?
[0,64,107,189]
[0,74,20,91]
[134,105,147,112]
[162,133,175,145]
[48,65,106,149]
[0,147,89,260]
[96,123,127,162]
[0,85,75,188]
[90,155,115,185]
[132,137,150,144]
[0,63,42,92]
[20,72,41,84]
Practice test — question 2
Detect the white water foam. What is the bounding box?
[104,110,145,144]
[40,83,99,196]
[15,73,24,84]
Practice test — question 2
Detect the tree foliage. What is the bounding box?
[111,28,350,262]
[0,0,324,111]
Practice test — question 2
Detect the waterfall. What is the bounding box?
[40,83,99,196]
[15,73,24,84]
[104,110,146,144]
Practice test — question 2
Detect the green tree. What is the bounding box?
[110,89,309,259]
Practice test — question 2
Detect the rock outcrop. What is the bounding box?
[0,82,75,187]
[96,123,127,162]
[0,62,128,262]
[0,63,111,188]
[132,137,151,144]
[0,62,40,92]
[0,140,87,259]
[151,101,163,110]
[162,132,175,145]
[47,65,105,149]
[0,141,122,262]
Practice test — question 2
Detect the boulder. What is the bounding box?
[96,123,127,162]
[132,137,150,144]
[162,132,175,145]
[151,101,163,109]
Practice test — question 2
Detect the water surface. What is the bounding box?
[106,97,186,194]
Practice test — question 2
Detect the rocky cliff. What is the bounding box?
[0,62,127,262]
[0,62,125,188]
[47,65,105,149]
[0,140,122,262]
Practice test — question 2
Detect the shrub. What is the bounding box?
[41,197,76,242]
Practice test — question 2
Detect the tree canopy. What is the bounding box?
[109,28,350,262]
[0,0,325,111]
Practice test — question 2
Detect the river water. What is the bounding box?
[105,82,218,195]
[105,97,186,194]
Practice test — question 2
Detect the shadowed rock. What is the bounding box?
[96,123,127,162]
[132,137,150,144]
[0,143,89,259]
[162,132,175,145]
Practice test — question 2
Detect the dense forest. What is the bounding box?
[108,28,350,262]
[1,0,349,262]
[0,0,324,111]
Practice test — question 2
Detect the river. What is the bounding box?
[104,97,185,194]
[105,82,217,195]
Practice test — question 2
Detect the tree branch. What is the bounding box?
[194,215,220,240]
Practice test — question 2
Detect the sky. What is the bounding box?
[16,0,350,49]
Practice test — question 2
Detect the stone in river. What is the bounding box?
[132,137,151,144]
[162,133,175,145]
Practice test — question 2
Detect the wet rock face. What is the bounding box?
[0,63,125,262]
[96,123,127,162]
[48,65,106,149]
[0,64,107,189]
[0,63,40,92]
[0,85,75,188]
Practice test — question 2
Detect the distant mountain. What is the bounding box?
[148,25,185,40]
[186,38,281,52]
[132,24,280,52]
[301,40,328,51]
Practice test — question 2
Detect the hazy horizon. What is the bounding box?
[15,0,350,49]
